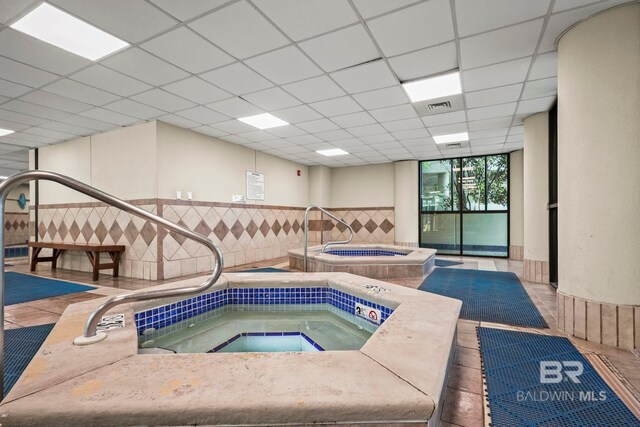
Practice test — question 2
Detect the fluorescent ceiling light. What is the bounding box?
[402,71,462,103]
[433,132,469,144]
[0,128,15,137]
[238,113,289,130]
[316,148,348,156]
[11,3,129,60]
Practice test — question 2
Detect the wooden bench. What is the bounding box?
[28,242,126,281]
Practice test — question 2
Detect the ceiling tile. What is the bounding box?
[465,84,523,108]
[19,91,93,114]
[505,134,523,143]
[236,130,274,142]
[242,87,301,111]
[200,63,273,95]
[282,76,345,103]
[347,123,386,137]
[0,109,48,127]
[0,0,36,24]
[102,48,189,86]
[156,114,201,129]
[508,125,524,136]
[0,78,32,98]
[50,0,177,43]
[265,125,307,138]
[381,118,423,132]
[352,0,418,19]
[192,125,229,138]
[369,104,417,122]
[103,99,164,120]
[522,77,557,100]
[176,106,229,125]
[388,42,458,82]
[210,119,256,134]
[55,113,115,132]
[467,102,517,121]
[331,61,397,94]
[80,107,139,126]
[529,52,558,80]
[315,129,352,141]
[462,57,531,91]
[1,99,70,121]
[285,134,322,145]
[310,96,362,116]
[367,0,454,56]
[470,136,506,145]
[149,0,230,21]
[428,122,469,135]
[0,119,29,132]
[130,89,196,112]
[39,121,98,136]
[0,29,90,75]
[23,127,75,140]
[460,19,543,69]
[162,77,232,104]
[70,64,152,97]
[352,86,409,110]
[141,27,234,74]
[455,0,550,37]
[330,112,376,128]
[516,96,555,115]
[299,24,379,72]
[421,110,466,127]
[297,118,339,133]
[359,133,395,144]
[189,0,288,59]
[253,0,359,41]
[207,97,263,118]
[245,46,322,85]
[467,116,513,131]
[469,127,509,138]
[0,57,58,88]
[272,105,322,123]
[392,128,429,140]
[42,79,120,106]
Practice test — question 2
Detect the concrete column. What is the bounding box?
[523,113,549,282]
[509,150,524,260]
[393,160,418,247]
[308,165,332,207]
[556,3,640,349]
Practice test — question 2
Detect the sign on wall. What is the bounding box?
[246,171,265,200]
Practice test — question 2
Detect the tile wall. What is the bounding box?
[4,212,29,246]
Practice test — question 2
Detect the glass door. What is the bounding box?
[548,102,558,287]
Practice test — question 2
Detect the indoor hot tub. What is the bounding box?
[289,244,436,281]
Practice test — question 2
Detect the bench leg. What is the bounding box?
[110,251,121,278]
[51,249,65,269]
[30,247,42,272]
[92,252,100,281]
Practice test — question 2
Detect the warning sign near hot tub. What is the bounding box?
[355,303,381,325]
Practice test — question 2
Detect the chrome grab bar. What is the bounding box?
[0,171,224,399]
[303,205,354,272]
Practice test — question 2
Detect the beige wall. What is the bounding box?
[156,121,308,207]
[330,163,394,208]
[557,2,640,305]
[37,136,92,204]
[5,184,29,213]
[308,165,331,207]
[509,150,524,246]
[393,160,418,246]
[523,113,549,262]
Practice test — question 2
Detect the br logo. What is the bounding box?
[540,361,584,384]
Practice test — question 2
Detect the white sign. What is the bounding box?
[96,313,125,331]
[232,194,246,203]
[355,302,381,325]
[246,171,265,200]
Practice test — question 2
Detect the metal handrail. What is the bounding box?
[303,205,354,272]
[0,171,224,400]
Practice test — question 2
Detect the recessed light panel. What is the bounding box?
[402,71,462,103]
[316,148,348,156]
[238,113,289,129]
[11,3,129,61]
[433,132,469,144]
[0,128,15,137]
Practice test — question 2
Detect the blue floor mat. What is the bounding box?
[4,272,95,305]
[419,268,548,328]
[237,267,288,273]
[4,323,55,396]
[478,327,640,426]
[435,259,464,267]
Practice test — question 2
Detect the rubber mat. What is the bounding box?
[4,323,55,396]
[478,327,640,426]
[237,267,288,273]
[419,268,547,328]
[435,259,464,267]
[4,272,95,305]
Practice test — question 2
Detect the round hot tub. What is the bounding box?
[289,244,436,280]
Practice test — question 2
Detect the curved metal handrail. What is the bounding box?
[303,205,354,272]
[0,171,224,398]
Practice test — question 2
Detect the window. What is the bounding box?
[419,154,509,257]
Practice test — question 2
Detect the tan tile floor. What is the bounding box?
[3,255,640,426]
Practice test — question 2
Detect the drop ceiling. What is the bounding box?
[0,0,632,174]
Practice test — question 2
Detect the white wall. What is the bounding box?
[509,150,524,246]
[156,121,309,207]
[5,184,29,213]
[308,165,331,207]
[393,160,418,245]
[330,163,394,208]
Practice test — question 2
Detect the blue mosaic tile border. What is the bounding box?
[325,249,407,257]
[4,246,28,258]
[134,287,394,336]
[208,332,324,353]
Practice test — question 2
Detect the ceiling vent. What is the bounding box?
[443,143,462,149]
[427,101,451,112]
